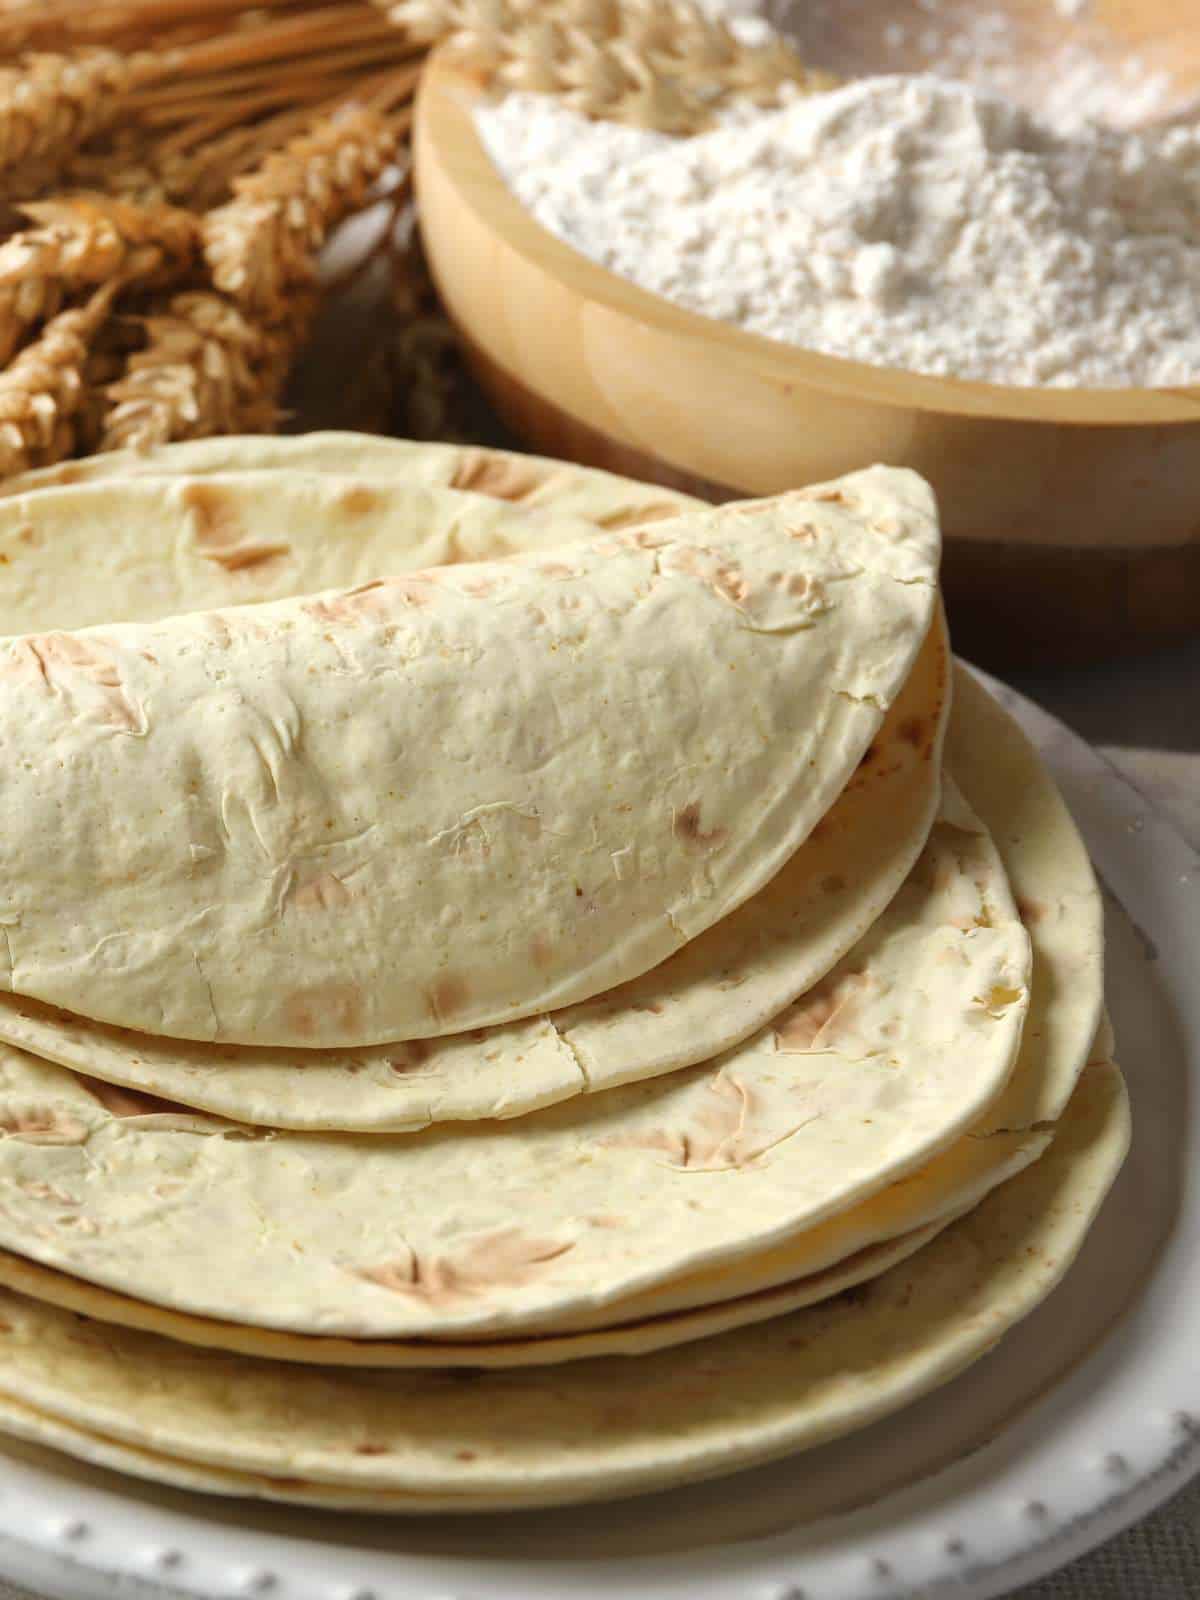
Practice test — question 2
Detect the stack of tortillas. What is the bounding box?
[0,434,1126,1510]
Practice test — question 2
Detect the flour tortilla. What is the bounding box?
[0,474,646,637]
[0,780,1027,1340]
[0,1060,1128,1509]
[0,1094,1050,1365]
[0,433,699,524]
[0,465,940,1048]
[0,1214,954,1369]
[0,613,947,1131]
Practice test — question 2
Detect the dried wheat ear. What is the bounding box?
[0,283,117,477]
[0,193,198,366]
[97,105,402,452]
[384,0,837,131]
[0,0,833,471]
[203,106,402,320]
[99,290,298,451]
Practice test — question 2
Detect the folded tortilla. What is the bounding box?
[0,465,939,1047]
[0,469,946,1126]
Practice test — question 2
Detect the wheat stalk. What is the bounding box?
[0,50,164,183]
[0,0,309,59]
[0,194,199,365]
[98,288,301,451]
[0,283,117,479]
[382,0,836,131]
[202,105,402,321]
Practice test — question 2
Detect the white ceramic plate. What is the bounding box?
[0,669,1194,1600]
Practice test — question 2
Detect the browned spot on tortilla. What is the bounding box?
[596,502,681,531]
[283,981,365,1040]
[611,526,672,552]
[17,523,37,544]
[200,612,234,649]
[588,1214,626,1230]
[666,546,751,607]
[55,464,83,485]
[289,872,353,913]
[768,569,821,600]
[674,803,727,850]
[537,561,579,579]
[899,716,926,748]
[181,481,243,548]
[455,1449,478,1462]
[715,564,751,604]
[180,482,290,575]
[821,873,847,895]
[776,970,874,1052]
[529,935,553,970]
[17,633,145,734]
[357,1227,573,1304]
[801,486,848,504]
[387,575,441,606]
[338,486,379,517]
[353,1443,389,1456]
[449,451,547,501]
[315,581,386,621]
[305,575,438,625]
[427,974,469,1022]
[1018,898,1049,926]
[0,1106,88,1145]
[632,1000,665,1015]
[207,541,291,574]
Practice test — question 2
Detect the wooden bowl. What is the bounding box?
[413,47,1200,668]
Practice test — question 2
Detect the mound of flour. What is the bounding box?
[475,75,1200,387]
[699,0,1183,133]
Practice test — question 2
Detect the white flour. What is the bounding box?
[699,0,1183,134]
[476,75,1200,387]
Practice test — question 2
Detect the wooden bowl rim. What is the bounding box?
[417,51,1200,428]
